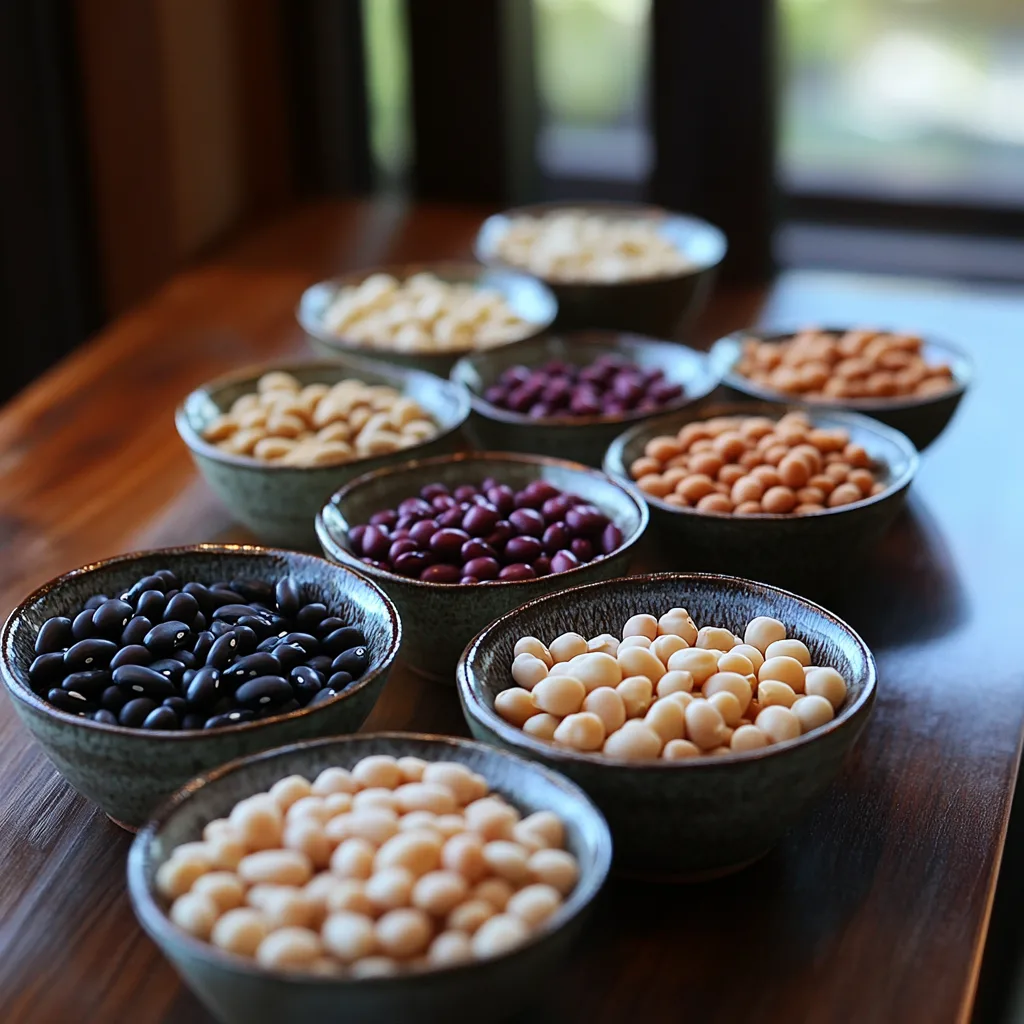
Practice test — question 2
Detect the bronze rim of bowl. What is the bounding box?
[450,330,720,430]
[457,570,877,769]
[603,400,919,522]
[316,450,649,591]
[710,326,973,413]
[474,201,728,285]
[1,543,402,739]
[175,354,472,472]
[128,730,612,984]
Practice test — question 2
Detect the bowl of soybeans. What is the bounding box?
[710,326,972,450]
[457,573,876,878]
[177,356,471,549]
[603,403,918,586]
[128,733,611,1024]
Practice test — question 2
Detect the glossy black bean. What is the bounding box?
[91,599,134,637]
[154,569,180,589]
[181,712,206,729]
[291,664,323,687]
[211,603,262,623]
[60,670,111,698]
[112,664,177,699]
[163,695,188,715]
[186,666,222,708]
[206,632,241,670]
[275,576,301,617]
[295,603,328,631]
[192,610,207,632]
[282,632,319,654]
[235,675,292,708]
[222,652,282,686]
[182,581,216,613]
[204,709,255,729]
[124,574,167,603]
[181,669,196,688]
[271,643,305,672]
[192,630,214,664]
[210,620,232,637]
[71,609,96,641]
[322,627,365,656]
[120,616,152,647]
[29,652,66,688]
[231,577,275,604]
[35,617,73,655]
[143,706,180,730]
[64,638,118,671]
[315,617,347,639]
[84,594,110,611]
[48,688,91,712]
[237,615,273,639]
[291,667,323,705]
[306,655,333,677]
[330,646,370,678]
[256,635,284,653]
[163,592,200,627]
[109,645,151,670]
[148,659,186,684]
[173,649,198,670]
[308,687,339,707]
[208,587,246,608]
[144,620,191,655]
[92,709,118,725]
[261,698,299,718]
[119,697,157,727]
[101,685,128,712]
[327,671,353,690]
[136,590,167,621]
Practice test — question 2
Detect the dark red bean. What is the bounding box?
[541,495,573,523]
[542,523,570,554]
[452,485,478,502]
[429,528,471,561]
[409,520,438,546]
[349,524,368,551]
[398,497,432,518]
[361,558,390,571]
[360,525,391,560]
[509,508,545,537]
[551,550,580,573]
[485,486,515,514]
[461,538,496,562]
[420,483,450,501]
[601,522,624,554]
[463,556,500,581]
[434,507,463,529]
[485,521,515,548]
[570,538,594,561]
[534,555,552,576]
[389,539,419,562]
[505,536,544,564]
[394,550,432,576]
[369,508,399,529]
[498,563,537,581]
[429,495,456,513]
[565,505,609,535]
[462,504,500,537]
[460,576,479,585]
[512,489,542,510]
[524,480,560,504]
[420,564,462,584]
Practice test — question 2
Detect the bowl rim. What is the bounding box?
[315,450,650,591]
[456,571,877,769]
[709,326,973,412]
[127,730,613,986]
[473,200,728,285]
[1,543,403,739]
[603,400,920,522]
[449,330,720,430]
[295,259,559,360]
[175,354,472,473]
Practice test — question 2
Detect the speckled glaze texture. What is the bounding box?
[450,331,721,466]
[128,732,612,1024]
[176,356,472,549]
[474,202,727,338]
[604,400,919,590]
[297,262,558,376]
[709,328,972,450]
[1,546,401,828]
[457,573,876,878]
[316,452,648,683]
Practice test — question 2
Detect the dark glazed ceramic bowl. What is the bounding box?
[297,262,558,376]
[474,202,727,338]
[128,732,612,1024]
[457,573,876,878]
[603,401,919,589]
[0,546,401,829]
[176,356,471,550]
[709,327,972,450]
[450,331,720,466]
[316,452,648,682]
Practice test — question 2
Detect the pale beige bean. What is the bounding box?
[412,870,469,915]
[429,930,474,967]
[472,914,530,959]
[708,690,743,726]
[365,867,415,911]
[793,694,836,731]
[513,636,553,667]
[523,713,561,741]
[582,687,627,733]
[376,908,433,957]
[312,767,359,796]
[756,705,801,743]
[170,892,220,940]
[758,680,797,709]
[765,638,811,666]
[757,655,806,690]
[447,899,496,934]
[616,676,654,718]
[532,675,586,717]
[397,756,428,782]
[684,700,728,750]
[511,653,548,690]
[804,667,848,709]
[666,647,720,684]
[602,720,662,759]
[565,652,622,691]
[645,699,686,743]
[211,908,270,957]
[352,755,403,790]
[662,738,701,760]
[744,616,787,653]
[548,632,588,663]
[553,712,606,751]
[323,911,378,962]
[375,830,443,877]
[703,671,752,713]
[731,724,769,752]
[528,849,578,894]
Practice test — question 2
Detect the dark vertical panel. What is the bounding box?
[649,0,776,282]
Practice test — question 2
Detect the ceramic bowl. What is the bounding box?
[297,262,558,376]
[457,572,876,878]
[176,356,471,549]
[128,732,612,1024]
[474,201,727,337]
[709,327,972,450]
[603,401,919,589]
[315,452,648,682]
[449,331,720,467]
[0,545,401,829]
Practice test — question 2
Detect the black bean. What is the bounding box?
[316,617,347,639]
[112,664,177,699]
[154,569,180,590]
[186,666,222,708]
[210,620,232,637]
[163,592,199,627]
[29,652,66,688]
[101,685,128,712]
[83,594,109,611]
[92,709,118,725]
[149,658,186,684]
[182,581,216,613]
[136,590,167,621]
[181,712,206,729]
[192,630,214,664]
[192,611,207,632]
[291,666,323,705]
[120,616,152,647]
[35,617,73,655]
[143,706,180,730]
[282,632,319,654]
[222,653,281,687]
[91,599,134,637]
[257,635,283,653]
[306,655,333,677]
[230,578,275,604]
[327,671,353,690]
[237,615,273,639]
[181,668,196,688]
[172,649,198,670]
[71,609,96,641]
[60,670,111,698]
[232,625,259,655]
[235,675,292,708]
[163,696,188,715]
[271,643,305,672]
[109,644,152,670]
[308,687,338,707]
[206,631,241,670]
[204,709,255,729]
[64,638,119,671]
[262,698,300,718]
[322,627,365,656]
[207,589,246,608]
[268,615,290,634]
[331,646,370,678]
[208,695,233,716]
[275,576,301,617]
[123,574,167,603]
[119,697,157,726]
[144,620,191,655]
[295,603,328,631]
[48,688,91,712]
[212,603,262,623]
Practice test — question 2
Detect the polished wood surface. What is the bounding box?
[0,201,1021,1023]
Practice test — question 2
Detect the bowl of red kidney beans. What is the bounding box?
[450,331,719,466]
[316,452,648,680]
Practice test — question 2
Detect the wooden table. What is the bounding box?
[1,200,1022,1023]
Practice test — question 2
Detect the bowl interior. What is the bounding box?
[129,733,612,979]
[450,331,720,427]
[317,453,648,587]
[459,573,875,766]
[2,546,400,735]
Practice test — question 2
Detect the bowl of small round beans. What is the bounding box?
[0,545,402,829]
[710,326,972,450]
[449,331,719,466]
[128,733,611,1024]
[177,356,471,549]
[475,202,727,337]
[315,452,648,682]
[603,403,918,587]
[457,572,875,878]
[297,262,558,376]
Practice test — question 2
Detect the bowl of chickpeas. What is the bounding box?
[603,403,918,587]
[128,733,612,1024]
[475,202,727,337]
[457,572,876,878]
[297,263,558,376]
[177,356,471,549]
[710,326,972,450]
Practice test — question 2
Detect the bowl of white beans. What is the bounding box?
[297,262,558,375]
[128,732,612,1024]
[474,202,727,338]
[457,573,876,879]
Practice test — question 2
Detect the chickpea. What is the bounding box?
[513,636,552,667]
[617,645,666,684]
[566,652,622,691]
[755,705,801,744]
[645,699,686,743]
[511,653,548,690]
[170,892,220,940]
[523,713,561,741]
[666,647,720,684]
[731,724,768,753]
[662,739,701,760]
[657,608,698,644]
[618,635,652,650]
[695,626,737,652]
[656,670,694,698]
[602,720,662,760]
[758,655,806,690]
[744,616,787,653]
[708,690,743,727]
[496,687,537,727]
[616,676,654,718]
[684,700,728,750]
[731,643,765,673]
[548,632,588,663]
[757,680,797,709]
[716,651,754,677]
[587,633,620,657]
[211,907,270,957]
[622,613,659,640]
[765,638,811,666]
[553,712,606,751]
[650,634,688,664]
[532,674,586,717]
[663,690,694,714]
[804,667,848,709]
[793,694,836,732]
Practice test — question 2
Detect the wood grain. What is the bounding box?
[0,202,1020,1023]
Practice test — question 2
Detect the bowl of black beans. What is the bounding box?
[315,452,648,682]
[450,331,719,466]
[0,545,402,829]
